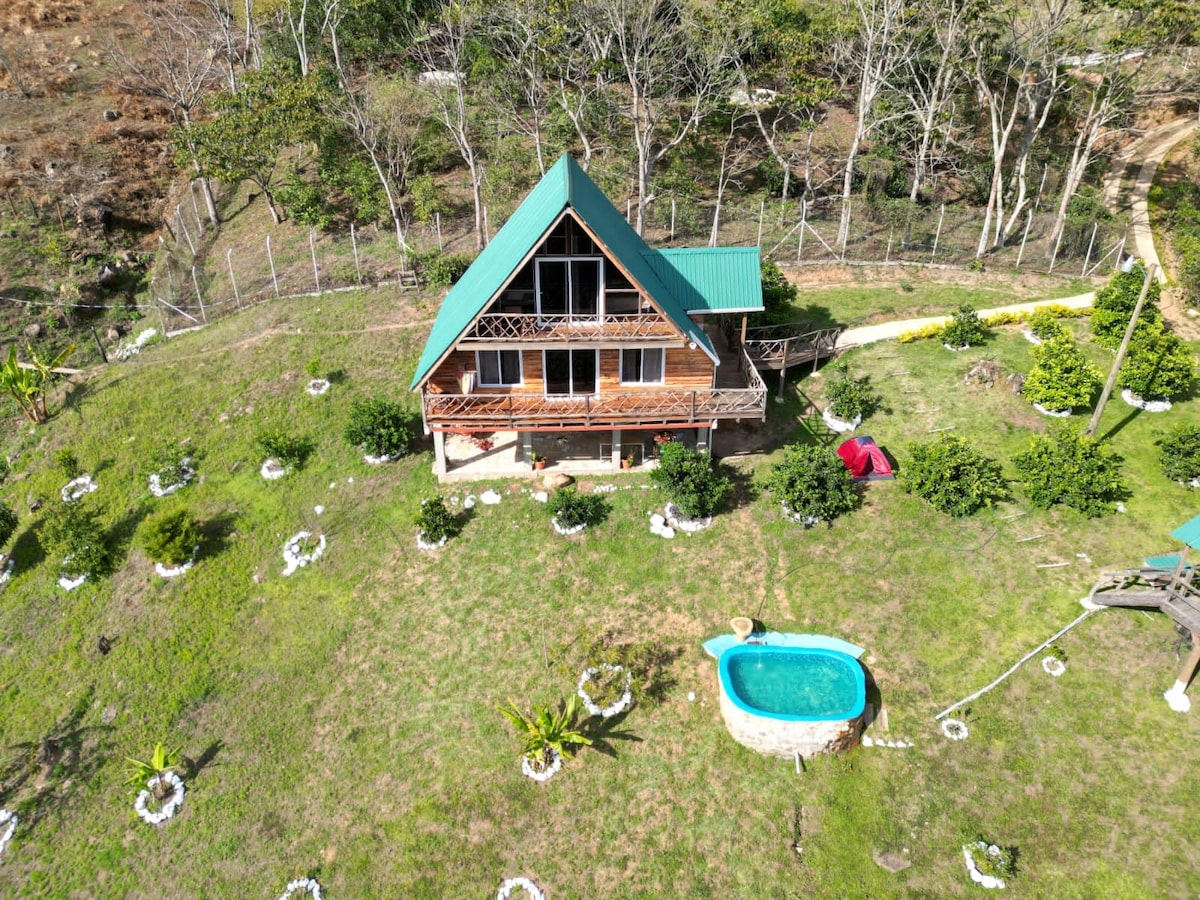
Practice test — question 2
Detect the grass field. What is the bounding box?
[0,288,1198,899]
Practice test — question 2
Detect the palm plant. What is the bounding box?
[0,343,77,424]
[125,741,182,800]
[498,695,593,771]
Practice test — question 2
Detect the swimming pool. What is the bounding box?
[717,644,866,757]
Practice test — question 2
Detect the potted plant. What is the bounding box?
[961,838,1016,889]
[621,450,635,470]
[498,695,593,782]
[822,362,878,433]
[126,741,186,826]
[529,451,547,471]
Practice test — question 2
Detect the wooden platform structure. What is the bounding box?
[721,318,842,398]
[1088,514,1200,712]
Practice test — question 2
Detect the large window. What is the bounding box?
[620,348,664,384]
[543,349,597,395]
[537,259,601,320]
[476,350,522,386]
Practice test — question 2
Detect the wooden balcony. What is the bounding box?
[423,349,766,430]
[722,319,843,372]
[462,312,679,344]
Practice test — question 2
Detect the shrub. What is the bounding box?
[343,397,413,458]
[760,444,859,523]
[255,429,315,470]
[1091,264,1162,349]
[901,435,1007,517]
[549,487,609,530]
[649,441,731,519]
[552,627,673,708]
[760,259,798,316]
[941,304,988,348]
[1022,337,1101,411]
[147,443,194,487]
[1028,308,1069,342]
[1013,425,1126,516]
[824,362,879,422]
[1156,424,1200,484]
[40,500,110,578]
[414,497,458,543]
[421,252,474,287]
[897,321,945,343]
[137,507,201,566]
[55,448,81,480]
[1116,323,1196,400]
[0,456,9,484]
[0,501,17,549]
[304,357,324,379]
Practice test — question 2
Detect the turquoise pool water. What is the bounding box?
[719,645,865,722]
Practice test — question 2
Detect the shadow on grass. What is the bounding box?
[0,685,111,835]
[9,522,46,572]
[1098,403,1142,442]
[582,710,642,761]
[199,512,239,560]
[183,739,224,780]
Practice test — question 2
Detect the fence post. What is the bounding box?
[226,248,240,310]
[350,224,362,286]
[435,212,443,252]
[155,296,168,334]
[176,205,195,254]
[797,199,807,262]
[1114,230,1127,272]
[1016,212,1033,269]
[1081,221,1099,276]
[841,200,850,260]
[885,228,893,263]
[670,199,676,244]
[266,235,280,297]
[756,199,765,247]
[931,204,945,263]
[189,182,203,236]
[309,229,321,293]
[626,199,631,222]
[193,264,210,324]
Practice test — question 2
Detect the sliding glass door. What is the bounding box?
[543,350,597,396]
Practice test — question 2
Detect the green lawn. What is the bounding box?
[0,291,1198,898]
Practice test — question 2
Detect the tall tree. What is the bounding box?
[411,0,488,250]
[111,0,224,226]
[588,0,733,235]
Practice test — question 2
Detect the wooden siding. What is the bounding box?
[428,346,714,396]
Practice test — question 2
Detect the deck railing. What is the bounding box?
[423,366,766,429]
[464,312,678,342]
[723,318,842,371]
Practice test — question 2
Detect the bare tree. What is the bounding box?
[110,0,222,226]
[486,0,560,176]
[588,0,733,235]
[710,117,758,247]
[546,9,618,172]
[412,1,487,250]
[332,75,429,254]
[0,38,31,99]
[831,0,911,252]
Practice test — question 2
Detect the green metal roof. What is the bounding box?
[644,248,764,314]
[410,154,724,390]
[1172,514,1200,550]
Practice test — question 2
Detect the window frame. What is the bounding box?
[619,347,665,385]
[475,349,523,387]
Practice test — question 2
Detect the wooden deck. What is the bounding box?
[722,319,843,372]
[423,347,766,431]
[1089,568,1200,633]
[462,312,679,344]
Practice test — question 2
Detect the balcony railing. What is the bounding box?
[722,318,842,371]
[463,312,679,342]
[424,349,766,429]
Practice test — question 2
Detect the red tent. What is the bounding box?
[837,436,894,481]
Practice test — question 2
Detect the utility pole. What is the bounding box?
[1087,263,1157,437]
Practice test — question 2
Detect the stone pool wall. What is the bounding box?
[719,688,863,758]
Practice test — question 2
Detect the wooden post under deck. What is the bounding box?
[433,431,447,477]
[1166,631,1200,712]
[611,429,622,467]
[739,315,748,372]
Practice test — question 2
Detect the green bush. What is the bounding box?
[414,497,458,543]
[0,501,17,549]
[1028,308,1069,342]
[549,487,609,530]
[40,501,110,578]
[255,429,315,470]
[147,443,194,487]
[941,304,988,348]
[760,444,859,524]
[55,448,81,480]
[1013,425,1126,516]
[420,252,475,288]
[760,259,798,316]
[1091,264,1162,349]
[343,397,413,458]
[137,507,201,566]
[649,441,731,519]
[0,456,9,484]
[901,435,1007,517]
[1156,424,1200,484]
[1116,323,1196,400]
[1022,337,1101,412]
[824,362,879,422]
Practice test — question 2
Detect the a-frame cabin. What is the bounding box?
[410,154,767,479]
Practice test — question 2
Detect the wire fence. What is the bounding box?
[145,178,1127,335]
